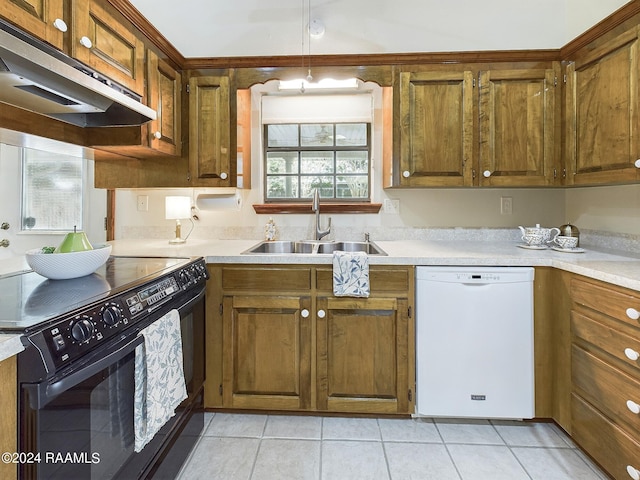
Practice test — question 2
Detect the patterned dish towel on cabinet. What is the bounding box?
[332,250,370,298]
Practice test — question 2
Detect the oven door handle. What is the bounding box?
[176,287,205,315]
[29,335,144,410]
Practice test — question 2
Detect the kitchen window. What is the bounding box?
[21,148,83,231]
[264,122,371,202]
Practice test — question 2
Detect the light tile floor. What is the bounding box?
[176,413,609,480]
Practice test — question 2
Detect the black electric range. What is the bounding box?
[0,256,202,332]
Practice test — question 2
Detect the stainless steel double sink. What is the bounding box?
[241,240,387,256]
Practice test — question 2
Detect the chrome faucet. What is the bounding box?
[312,188,331,241]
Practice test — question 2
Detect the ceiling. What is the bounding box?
[126,0,629,58]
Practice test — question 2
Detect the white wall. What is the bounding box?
[129,0,631,58]
[565,0,630,43]
[565,184,640,236]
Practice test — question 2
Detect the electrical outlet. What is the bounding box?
[384,198,400,214]
[500,196,513,215]
[137,195,149,212]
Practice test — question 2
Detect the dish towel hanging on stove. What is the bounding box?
[332,250,370,298]
[134,309,187,453]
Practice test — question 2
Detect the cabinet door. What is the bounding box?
[565,27,640,185]
[397,71,474,186]
[0,0,65,49]
[146,50,182,157]
[317,297,410,414]
[479,66,559,186]
[71,0,145,95]
[188,75,234,186]
[222,295,312,410]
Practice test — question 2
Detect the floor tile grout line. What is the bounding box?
[434,419,464,480]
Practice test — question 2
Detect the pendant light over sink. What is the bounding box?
[278,0,359,93]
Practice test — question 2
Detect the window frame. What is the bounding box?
[263,122,372,203]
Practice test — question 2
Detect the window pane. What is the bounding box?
[301,176,334,198]
[22,148,83,231]
[267,152,299,174]
[337,175,368,199]
[336,123,367,146]
[336,151,368,174]
[301,151,334,174]
[301,124,333,146]
[267,176,299,199]
[267,124,299,147]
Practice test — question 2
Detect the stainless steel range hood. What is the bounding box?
[0,19,156,127]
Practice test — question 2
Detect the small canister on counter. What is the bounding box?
[558,223,580,246]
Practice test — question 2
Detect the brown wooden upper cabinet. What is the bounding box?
[145,49,182,157]
[565,26,640,185]
[188,75,234,186]
[0,0,66,49]
[396,70,475,187]
[70,0,145,95]
[393,65,559,188]
[479,66,559,186]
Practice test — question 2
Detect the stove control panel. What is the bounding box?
[33,258,208,370]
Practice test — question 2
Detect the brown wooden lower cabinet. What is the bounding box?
[222,295,312,410]
[571,276,640,479]
[207,264,415,415]
[0,356,17,480]
[317,296,410,414]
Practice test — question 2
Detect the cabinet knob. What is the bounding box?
[625,348,640,361]
[220,172,228,180]
[317,309,326,319]
[483,170,492,178]
[626,307,640,320]
[1,222,8,230]
[79,36,93,49]
[53,18,67,32]
[627,400,640,414]
[635,159,640,168]
[154,131,162,140]
[628,465,640,480]
[301,309,309,318]
[402,170,410,178]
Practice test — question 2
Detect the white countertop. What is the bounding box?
[0,334,24,363]
[106,238,640,293]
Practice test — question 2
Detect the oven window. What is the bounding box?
[23,352,136,479]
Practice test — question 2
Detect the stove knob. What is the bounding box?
[102,305,122,326]
[71,317,95,343]
[179,270,193,286]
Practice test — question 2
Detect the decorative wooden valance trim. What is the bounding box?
[253,203,382,214]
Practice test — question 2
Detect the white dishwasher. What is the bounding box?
[415,266,535,419]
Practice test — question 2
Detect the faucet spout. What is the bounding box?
[313,188,331,241]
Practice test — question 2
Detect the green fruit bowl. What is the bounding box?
[25,244,112,280]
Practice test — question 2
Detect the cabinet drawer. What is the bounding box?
[222,266,311,292]
[572,345,640,437]
[572,393,640,480]
[572,278,640,330]
[572,311,640,374]
[316,266,411,294]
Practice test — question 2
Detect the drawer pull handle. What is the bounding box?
[627,400,640,414]
[628,465,640,480]
[317,309,326,319]
[625,348,640,361]
[300,309,309,318]
[627,307,640,320]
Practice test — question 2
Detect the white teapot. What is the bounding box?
[518,224,560,246]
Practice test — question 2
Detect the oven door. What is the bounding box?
[19,287,205,480]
